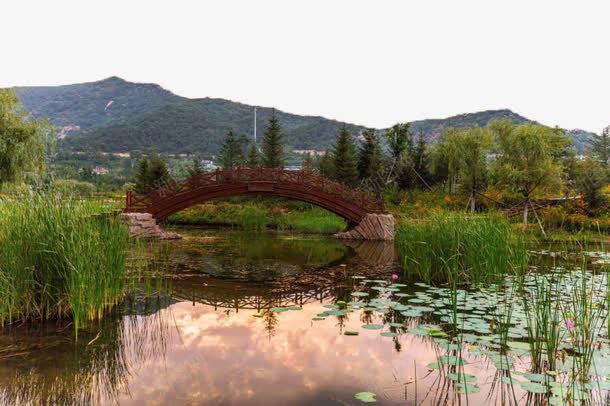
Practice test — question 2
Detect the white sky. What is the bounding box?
[2,0,608,132]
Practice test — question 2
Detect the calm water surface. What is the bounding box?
[0,228,608,405]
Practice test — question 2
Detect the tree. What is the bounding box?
[317,149,335,178]
[589,126,610,169]
[332,125,359,187]
[456,127,493,211]
[432,128,462,194]
[302,153,314,171]
[133,154,171,193]
[187,156,204,178]
[134,158,151,193]
[147,153,171,189]
[246,143,260,168]
[574,157,608,211]
[220,130,247,169]
[0,89,51,188]
[261,110,284,168]
[384,122,416,189]
[490,119,570,224]
[357,129,385,193]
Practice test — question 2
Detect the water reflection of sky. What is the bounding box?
[112,298,494,406]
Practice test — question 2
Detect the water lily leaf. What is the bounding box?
[354,392,376,403]
[271,307,289,312]
[351,292,369,297]
[456,383,480,394]
[312,317,325,321]
[380,332,398,337]
[252,314,263,318]
[448,373,476,383]
[439,355,467,366]
[426,362,441,370]
[344,330,359,336]
[520,381,547,394]
[362,324,384,330]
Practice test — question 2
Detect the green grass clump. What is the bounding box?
[395,212,527,285]
[0,195,129,332]
[275,208,346,234]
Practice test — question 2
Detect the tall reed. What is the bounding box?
[395,212,528,285]
[0,195,129,332]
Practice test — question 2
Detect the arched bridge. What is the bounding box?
[124,168,395,240]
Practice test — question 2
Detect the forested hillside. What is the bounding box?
[13,77,595,155]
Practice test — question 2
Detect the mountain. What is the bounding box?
[14,76,180,131]
[12,77,595,155]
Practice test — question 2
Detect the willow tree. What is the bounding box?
[459,127,493,212]
[432,128,462,194]
[0,89,51,188]
[490,119,570,224]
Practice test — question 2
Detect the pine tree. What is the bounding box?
[412,132,430,188]
[134,158,150,194]
[147,153,171,189]
[187,156,204,178]
[302,153,314,171]
[332,125,359,187]
[246,143,260,168]
[358,129,385,193]
[261,110,284,168]
[220,130,246,169]
[317,149,335,178]
[357,129,378,179]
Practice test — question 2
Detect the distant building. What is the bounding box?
[292,149,325,156]
[285,165,302,171]
[92,166,109,175]
[201,160,218,171]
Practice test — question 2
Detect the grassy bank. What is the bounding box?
[395,212,528,284]
[166,197,347,234]
[0,195,129,332]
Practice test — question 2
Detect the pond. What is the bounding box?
[0,227,608,405]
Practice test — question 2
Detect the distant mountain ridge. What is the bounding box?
[12,77,595,155]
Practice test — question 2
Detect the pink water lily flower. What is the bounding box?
[565,318,575,330]
[391,273,399,281]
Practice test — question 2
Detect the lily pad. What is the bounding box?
[362,324,384,330]
[345,330,359,336]
[380,332,398,337]
[354,392,377,403]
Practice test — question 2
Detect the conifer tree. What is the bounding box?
[332,125,359,187]
[246,143,260,168]
[261,110,284,168]
[220,130,246,169]
[317,149,335,178]
[134,158,150,193]
[302,153,314,171]
[147,153,171,189]
[187,156,204,177]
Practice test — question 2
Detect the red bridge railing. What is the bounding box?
[125,167,385,215]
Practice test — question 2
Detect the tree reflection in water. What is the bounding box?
[0,296,172,406]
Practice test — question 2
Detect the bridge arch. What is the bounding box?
[124,168,394,240]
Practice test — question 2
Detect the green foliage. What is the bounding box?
[433,126,492,210]
[246,143,260,168]
[0,195,129,332]
[317,149,335,178]
[220,130,247,169]
[395,212,527,285]
[588,126,609,169]
[358,129,385,193]
[332,125,358,187]
[0,89,52,188]
[490,119,570,223]
[49,179,96,198]
[187,156,204,178]
[166,198,346,234]
[574,157,608,210]
[261,110,284,167]
[301,153,314,171]
[133,153,171,193]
